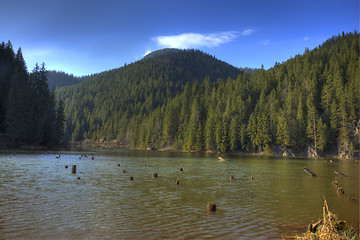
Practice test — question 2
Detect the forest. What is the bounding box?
[56,32,359,157]
[0,41,65,147]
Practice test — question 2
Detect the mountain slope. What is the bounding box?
[57,32,359,157]
[46,70,84,90]
[56,49,242,142]
[123,32,360,157]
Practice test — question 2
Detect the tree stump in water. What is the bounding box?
[230,175,235,180]
[71,165,76,174]
[122,169,126,173]
[176,179,180,185]
[152,173,158,178]
[179,167,183,171]
[207,202,217,212]
[337,188,345,194]
[65,165,68,169]
[129,176,133,180]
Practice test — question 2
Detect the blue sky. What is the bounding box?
[1,0,358,76]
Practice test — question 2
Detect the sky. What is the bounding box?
[1,0,358,76]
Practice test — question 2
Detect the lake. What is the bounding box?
[0,149,358,239]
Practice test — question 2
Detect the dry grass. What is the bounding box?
[283,199,358,240]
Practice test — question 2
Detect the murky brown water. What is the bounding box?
[0,150,358,239]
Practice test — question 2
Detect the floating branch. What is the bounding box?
[334,170,347,177]
[217,182,223,195]
[303,167,317,177]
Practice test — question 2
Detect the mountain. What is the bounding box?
[56,49,243,143]
[46,70,84,90]
[57,32,359,157]
[142,48,181,60]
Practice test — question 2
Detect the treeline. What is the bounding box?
[0,41,65,147]
[128,32,359,157]
[46,70,83,90]
[57,49,242,143]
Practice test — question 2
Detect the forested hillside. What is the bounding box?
[57,49,242,143]
[46,70,84,90]
[58,32,359,157]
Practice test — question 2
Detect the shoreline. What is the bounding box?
[0,137,357,160]
[65,140,358,160]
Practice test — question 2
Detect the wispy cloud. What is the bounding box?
[304,36,309,41]
[23,48,51,57]
[143,50,152,57]
[152,30,254,49]
[262,40,270,46]
[241,29,255,36]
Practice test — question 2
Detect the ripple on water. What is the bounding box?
[0,152,358,239]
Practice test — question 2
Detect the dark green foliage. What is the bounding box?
[46,70,83,90]
[0,41,15,131]
[58,32,359,157]
[56,49,242,143]
[0,41,65,147]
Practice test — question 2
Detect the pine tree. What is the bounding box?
[5,48,30,146]
[55,98,65,144]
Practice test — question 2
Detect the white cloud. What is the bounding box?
[262,40,270,46]
[241,29,255,36]
[304,36,309,41]
[152,31,250,49]
[143,50,152,57]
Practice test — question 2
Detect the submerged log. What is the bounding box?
[218,157,226,162]
[303,167,317,177]
[207,202,217,212]
[334,170,347,177]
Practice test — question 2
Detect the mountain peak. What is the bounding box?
[142,48,181,60]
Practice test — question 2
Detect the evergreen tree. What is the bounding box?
[5,48,30,146]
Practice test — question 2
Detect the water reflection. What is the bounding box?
[0,150,358,239]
